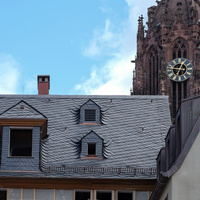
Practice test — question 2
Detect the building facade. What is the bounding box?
[0,76,171,200]
[132,0,200,119]
[150,95,200,200]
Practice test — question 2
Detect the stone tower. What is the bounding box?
[132,0,200,119]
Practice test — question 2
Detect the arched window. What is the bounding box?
[172,38,187,58]
[172,38,188,118]
[148,46,159,95]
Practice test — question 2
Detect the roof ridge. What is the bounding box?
[0,95,169,100]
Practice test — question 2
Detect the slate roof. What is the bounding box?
[0,95,171,179]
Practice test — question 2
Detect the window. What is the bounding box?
[10,128,32,157]
[172,38,188,118]
[73,131,110,159]
[118,192,132,200]
[88,143,96,155]
[75,191,90,200]
[79,99,101,124]
[85,109,96,121]
[0,191,6,200]
[97,191,112,200]
[148,46,159,95]
[136,191,148,200]
[79,131,106,159]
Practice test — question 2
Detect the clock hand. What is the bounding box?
[173,68,185,70]
[176,60,186,75]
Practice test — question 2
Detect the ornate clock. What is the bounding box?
[167,58,193,82]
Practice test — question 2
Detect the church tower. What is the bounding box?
[132,0,200,119]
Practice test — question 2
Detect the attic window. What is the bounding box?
[85,109,96,121]
[78,99,102,125]
[88,143,96,155]
[76,131,110,159]
[10,128,32,157]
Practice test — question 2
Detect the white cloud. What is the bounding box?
[83,38,100,58]
[83,19,118,58]
[75,54,133,95]
[0,54,21,94]
[90,56,133,95]
[76,0,156,95]
[23,78,37,95]
[0,54,37,95]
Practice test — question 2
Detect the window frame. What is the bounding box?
[87,143,96,156]
[9,127,33,158]
[96,190,112,200]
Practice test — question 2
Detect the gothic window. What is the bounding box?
[148,46,159,95]
[172,38,188,118]
[172,38,187,59]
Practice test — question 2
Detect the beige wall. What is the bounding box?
[160,130,200,200]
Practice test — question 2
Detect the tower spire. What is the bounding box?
[137,15,144,41]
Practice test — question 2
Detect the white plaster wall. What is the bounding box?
[160,130,200,200]
[171,130,200,200]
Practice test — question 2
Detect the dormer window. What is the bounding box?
[72,131,110,159]
[79,100,101,125]
[88,143,96,156]
[72,99,107,125]
[77,131,104,159]
[85,109,96,121]
[0,100,47,171]
[10,128,32,157]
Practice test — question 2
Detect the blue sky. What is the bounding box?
[0,0,156,95]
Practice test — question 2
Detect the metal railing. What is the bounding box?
[42,165,156,176]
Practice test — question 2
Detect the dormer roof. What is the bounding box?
[0,100,47,138]
[0,100,47,119]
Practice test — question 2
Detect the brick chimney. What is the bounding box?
[37,75,50,95]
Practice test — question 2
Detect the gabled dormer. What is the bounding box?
[0,100,47,171]
[72,130,110,159]
[80,131,104,159]
[72,99,108,125]
[71,100,100,125]
[79,99,101,125]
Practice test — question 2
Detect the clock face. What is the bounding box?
[167,58,193,82]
